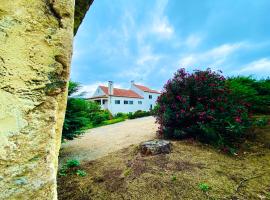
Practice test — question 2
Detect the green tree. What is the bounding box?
[62,81,101,140]
[227,76,270,114]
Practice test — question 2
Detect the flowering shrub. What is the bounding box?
[155,68,252,147]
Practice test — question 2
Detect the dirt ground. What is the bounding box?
[58,120,270,200]
[59,117,157,166]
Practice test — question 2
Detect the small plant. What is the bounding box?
[253,117,269,127]
[59,168,67,176]
[123,168,132,177]
[66,159,80,168]
[59,159,83,177]
[266,192,270,199]
[199,183,210,192]
[76,169,87,177]
[171,175,177,181]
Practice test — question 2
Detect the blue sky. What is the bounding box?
[71,0,270,96]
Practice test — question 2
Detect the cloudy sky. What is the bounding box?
[71,0,270,96]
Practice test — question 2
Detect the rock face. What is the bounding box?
[0,0,75,199]
[140,140,172,156]
[74,0,94,34]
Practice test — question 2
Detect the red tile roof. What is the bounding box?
[134,84,161,94]
[99,86,143,99]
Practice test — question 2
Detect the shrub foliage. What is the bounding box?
[227,76,270,114]
[155,68,252,147]
[63,81,112,140]
[128,110,152,119]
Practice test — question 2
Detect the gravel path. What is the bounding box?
[59,116,157,165]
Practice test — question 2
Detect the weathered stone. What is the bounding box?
[0,0,75,199]
[74,0,94,35]
[140,140,172,156]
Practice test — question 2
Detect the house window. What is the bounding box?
[138,101,142,104]
[149,95,152,99]
[124,100,128,104]
[115,100,120,104]
[129,101,133,104]
[102,99,106,104]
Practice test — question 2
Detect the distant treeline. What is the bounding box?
[227,76,270,114]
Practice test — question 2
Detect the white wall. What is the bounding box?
[91,85,160,115]
[130,84,144,97]
[92,87,105,97]
[141,92,160,111]
[107,93,160,115]
[107,96,145,115]
[130,84,160,111]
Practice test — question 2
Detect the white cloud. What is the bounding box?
[178,42,248,67]
[151,17,174,39]
[185,35,202,48]
[149,0,174,39]
[73,81,124,98]
[117,44,162,81]
[135,0,174,41]
[238,58,270,76]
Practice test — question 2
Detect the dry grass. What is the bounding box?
[58,125,270,200]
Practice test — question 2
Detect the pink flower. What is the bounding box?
[235,117,242,123]
[176,96,182,100]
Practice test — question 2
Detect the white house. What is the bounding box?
[88,81,161,115]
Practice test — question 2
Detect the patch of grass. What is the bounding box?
[58,118,270,199]
[171,175,177,181]
[253,116,269,127]
[76,169,87,177]
[123,168,132,177]
[101,117,126,126]
[199,183,210,192]
[87,117,127,130]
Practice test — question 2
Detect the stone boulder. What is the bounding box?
[140,140,172,156]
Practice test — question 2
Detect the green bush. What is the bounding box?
[115,112,128,119]
[63,82,129,140]
[63,98,93,140]
[66,159,80,168]
[91,112,106,125]
[253,116,269,127]
[227,76,270,114]
[155,68,252,148]
[63,81,103,140]
[128,110,151,119]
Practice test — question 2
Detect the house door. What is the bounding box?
[150,104,152,110]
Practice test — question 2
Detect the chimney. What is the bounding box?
[131,80,135,87]
[108,81,114,95]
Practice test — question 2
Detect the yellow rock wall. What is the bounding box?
[0,0,74,199]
